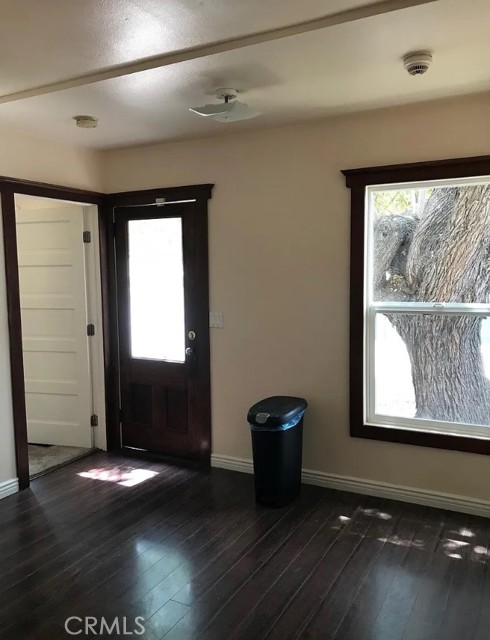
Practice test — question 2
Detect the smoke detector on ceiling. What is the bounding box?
[73,115,98,128]
[189,88,260,123]
[403,51,433,76]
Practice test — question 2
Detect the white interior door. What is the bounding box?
[16,204,93,448]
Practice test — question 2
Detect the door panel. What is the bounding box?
[16,206,93,447]
[115,203,210,459]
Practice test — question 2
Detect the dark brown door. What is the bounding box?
[115,203,211,460]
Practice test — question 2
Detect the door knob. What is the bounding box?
[185,347,194,356]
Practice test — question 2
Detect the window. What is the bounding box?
[343,156,490,454]
[127,217,185,362]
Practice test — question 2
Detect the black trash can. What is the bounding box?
[248,396,307,507]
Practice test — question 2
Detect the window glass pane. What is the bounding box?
[374,312,490,427]
[128,218,185,362]
[369,182,490,303]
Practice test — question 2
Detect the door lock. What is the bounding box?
[188,330,196,340]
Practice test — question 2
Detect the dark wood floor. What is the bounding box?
[1,452,489,640]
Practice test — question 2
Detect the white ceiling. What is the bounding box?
[0,0,372,95]
[0,0,488,149]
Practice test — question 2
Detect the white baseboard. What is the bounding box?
[212,454,254,475]
[211,454,490,519]
[0,478,19,501]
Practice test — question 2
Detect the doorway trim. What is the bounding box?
[0,176,104,489]
[103,184,214,460]
[2,178,213,489]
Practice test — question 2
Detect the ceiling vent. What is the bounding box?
[189,88,260,123]
[403,51,433,76]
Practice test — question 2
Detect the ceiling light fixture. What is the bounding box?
[189,88,260,123]
[73,115,98,128]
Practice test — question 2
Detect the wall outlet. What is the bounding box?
[209,311,224,328]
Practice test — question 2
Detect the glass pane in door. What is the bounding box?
[128,218,185,362]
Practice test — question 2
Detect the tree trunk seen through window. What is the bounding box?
[373,184,490,425]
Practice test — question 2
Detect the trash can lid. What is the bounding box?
[247,396,307,428]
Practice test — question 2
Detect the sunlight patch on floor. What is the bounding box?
[78,466,159,487]
[377,536,426,548]
[443,538,470,550]
[360,508,392,520]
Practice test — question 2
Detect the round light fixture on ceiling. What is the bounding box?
[73,115,98,128]
[403,51,433,76]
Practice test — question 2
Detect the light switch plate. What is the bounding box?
[209,311,224,328]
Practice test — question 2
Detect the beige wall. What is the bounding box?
[102,92,490,501]
[0,125,101,191]
[0,128,101,484]
[1,95,489,496]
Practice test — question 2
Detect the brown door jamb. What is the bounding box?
[1,187,29,489]
[103,184,214,462]
[1,177,213,489]
[0,177,104,489]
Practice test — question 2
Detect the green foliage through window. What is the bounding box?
[373,189,432,217]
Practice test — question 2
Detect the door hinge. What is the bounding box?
[83,230,91,244]
[87,323,95,336]
[90,414,98,427]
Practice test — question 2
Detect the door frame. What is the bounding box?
[103,184,214,460]
[1,177,104,489]
[2,177,213,489]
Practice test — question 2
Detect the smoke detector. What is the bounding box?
[403,51,433,76]
[189,88,260,123]
[73,115,98,128]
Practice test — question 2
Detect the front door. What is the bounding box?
[115,203,211,460]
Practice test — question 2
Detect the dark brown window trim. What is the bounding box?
[343,154,490,188]
[342,155,490,456]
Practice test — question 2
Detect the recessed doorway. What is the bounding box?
[14,194,105,478]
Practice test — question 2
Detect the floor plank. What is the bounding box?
[229,492,363,640]
[0,452,489,640]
